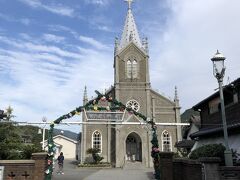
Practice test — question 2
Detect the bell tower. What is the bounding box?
[114,0,153,167]
[114,1,151,117]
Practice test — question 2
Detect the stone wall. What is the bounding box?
[159,152,240,180]
[0,160,35,179]
[173,158,202,180]
[219,166,240,180]
[0,152,47,180]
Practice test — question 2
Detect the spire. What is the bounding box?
[119,0,142,50]
[83,86,88,105]
[174,86,179,101]
[142,37,149,54]
[114,37,119,55]
[174,86,181,142]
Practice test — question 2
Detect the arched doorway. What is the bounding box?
[126,132,142,162]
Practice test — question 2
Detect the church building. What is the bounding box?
[81,0,181,168]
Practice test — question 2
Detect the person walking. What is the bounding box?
[57,152,64,175]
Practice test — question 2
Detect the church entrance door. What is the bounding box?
[126,132,142,162]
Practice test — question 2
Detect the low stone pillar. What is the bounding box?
[32,152,48,180]
[159,152,174,180]
[219,166,240,180]
[199,157,221,180]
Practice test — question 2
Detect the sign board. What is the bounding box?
[0,166,4,180]
[84,109,125,121]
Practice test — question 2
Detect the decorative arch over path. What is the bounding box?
[44,90,161,180]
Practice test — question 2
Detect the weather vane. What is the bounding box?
[125,0,134,9]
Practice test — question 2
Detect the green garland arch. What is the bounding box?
[44,90,161,180]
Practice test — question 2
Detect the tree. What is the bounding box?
[5,106,15,121]
[0,123,43,160]
[0,122,22,159]
[22,145,42,159]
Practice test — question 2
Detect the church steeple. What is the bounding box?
[174,86,182,141]
[83,86,88,105]
[119,0,142,50]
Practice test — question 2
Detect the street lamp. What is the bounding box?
[211,50,233,166]
[38,117,47,151]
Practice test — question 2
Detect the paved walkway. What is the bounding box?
[52,160,154,180]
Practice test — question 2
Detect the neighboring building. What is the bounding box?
[81,1,181,168]
[175,115,200,155]
[21,135,32,144]
[190,78,240,154]
[44,131,80,159]
[184,115,201,140]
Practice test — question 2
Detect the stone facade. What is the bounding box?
[81,3,181,168]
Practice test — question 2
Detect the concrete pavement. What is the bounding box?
[52,160,99,180]
[52,160,154,180]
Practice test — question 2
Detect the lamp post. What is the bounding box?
[38,117,47,151]
[211,50,233,166]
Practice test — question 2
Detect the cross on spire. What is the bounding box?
[120,0,141,50]
[125,0,133,9]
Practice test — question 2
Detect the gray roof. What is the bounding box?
[193,78,240,110]
[53,129,81,141]
[190,122,240,139]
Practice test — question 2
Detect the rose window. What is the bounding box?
[126,99,140,112]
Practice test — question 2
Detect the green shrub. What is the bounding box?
[189,144,225,162]
[78,162,111,168]
[22,145,42,159]
[86,148,104,164]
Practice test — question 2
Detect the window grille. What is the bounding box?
[92,130,102,153]
[162,130,172,152]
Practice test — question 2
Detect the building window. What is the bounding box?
[162,130,172,152]
[92,130,102,153]
[208,97,220,114]
[127,60,132,78]
[126,99,140,112]
[126,57,138,79]
[233,93,238,103]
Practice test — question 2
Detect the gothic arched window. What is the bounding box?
[126,57,138,79]
[92,130,102,153]
[161,130,172,152]
[127,60,132,78]
[132,60,137,78]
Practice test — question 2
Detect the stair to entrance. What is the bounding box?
[123,161,145,170]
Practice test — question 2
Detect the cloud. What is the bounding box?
[79,35,110,50]
[0,36,82,59]
[42,34,65,43]
[84,0,111,6]
[0,13,12,21]
[18,0,75,17]
[0,13,31,25]
[19,18,31,25]
[48,25,78,38]
[97,25,113,32]
[0,33,112,126]
[147,0,240,111]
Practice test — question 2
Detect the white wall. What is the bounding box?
[53,136,77,159]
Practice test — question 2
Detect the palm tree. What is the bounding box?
[5,106,15,121]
